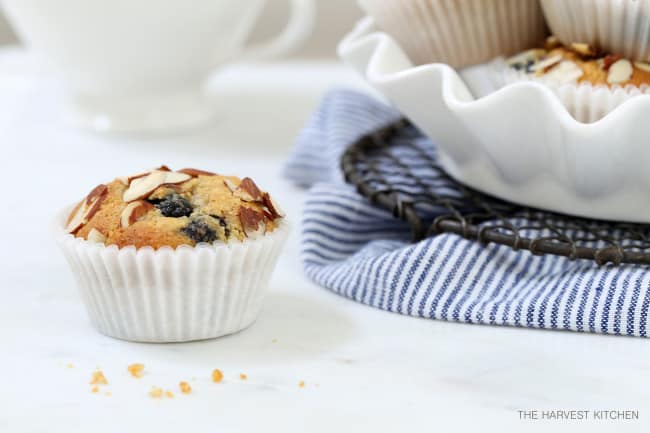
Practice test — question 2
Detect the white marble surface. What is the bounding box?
[1,49,649,433]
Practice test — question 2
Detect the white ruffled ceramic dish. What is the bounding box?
[338,18,650,223]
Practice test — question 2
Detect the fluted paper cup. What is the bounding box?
[490,58,650,122]
[541,0,650,62]
[358,0,548,67]
[53,207,289,343]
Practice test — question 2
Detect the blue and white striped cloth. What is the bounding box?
[285,90,650,337]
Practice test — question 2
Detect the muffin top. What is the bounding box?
[65,166,285,249]
[507,37,650,87]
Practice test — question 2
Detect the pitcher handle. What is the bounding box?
[238,0,316,61]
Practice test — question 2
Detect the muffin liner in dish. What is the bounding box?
[339,18,650,223]
[358,0,548,68]
[54,207,290,343]
[490,58,650,122]
[541,0,650,62]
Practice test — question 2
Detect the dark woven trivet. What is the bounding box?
[341,119,650,266]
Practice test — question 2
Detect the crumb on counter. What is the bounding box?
[165,391,174,399]
[298,381,305,388]
[89,370,108,385]
[149,386,164,399]
[66,363,74,369]
[212,369,224,383]
[179,381,192,394]
[271,338,278,343]
[239,373,247,381]
[91,385,99,393]
[128,363,145,378]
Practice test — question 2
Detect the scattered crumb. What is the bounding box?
[271,338,278,343]
[165,391,174,399]
[239,373,247,381]
[91,386,99,394]
[128,363,145,378]
[89,370,108,385]
[179,381,192,394]
[298,381,305,388]
[66,363,74,369]
[212,369,224,383]
[149,387,164,399]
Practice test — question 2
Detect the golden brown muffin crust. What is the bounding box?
[67,167,284,250]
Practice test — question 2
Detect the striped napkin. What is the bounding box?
[284,90,650,338]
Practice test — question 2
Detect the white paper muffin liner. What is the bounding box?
[53,208,290,343]
[489,58,650,122]
[357,0,548,68]
[541,0,650,62]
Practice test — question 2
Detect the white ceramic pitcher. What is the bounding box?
[1,0,316,132]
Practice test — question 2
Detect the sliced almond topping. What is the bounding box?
[544,36,561,50]
[262,192,285,219]
[122,171,190,202]
[162,171,192,185]
[543,60,583,85]
[608,59,633,84]
[85,184,108,206]
[224,178,238,192]
[531,54,563,74]
[87,228,107,244]
[234,177,263,202]
[635,61,650,73]
[239,207,266,239]
[120,201,154,228]
[178,168,217,177]
[65,184,109,234]
[570,42,596,57]
[603,54,623,71]
[65,201,88,234]
[123,171,167,202]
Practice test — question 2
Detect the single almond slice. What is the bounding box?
[157,165,172,172]
[65,201,88,234]
[543,61,583,85]
[570,42,596,57]
[85,190,108,222]
[86,184,108,206]
[544,36,561,50]
[603,54,623,71]
[178,168,217,177]
[234,177,263,202]
[224,178,238,192]
[635,61,650,73]
[239,207,266,239]
[608,59,633,84]
[65,184,109,233]
[120,201,154,228]
[262,192,285,219]
[123,171,167,202]
[531,54,563,74]
[87,228,107,244]
[162,171,192,186]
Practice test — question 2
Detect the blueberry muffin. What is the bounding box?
[56,166,289,342]
[500,38,650,122]
[65,166,285,249]
[541,0,650,63]
[507,39,650,87]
